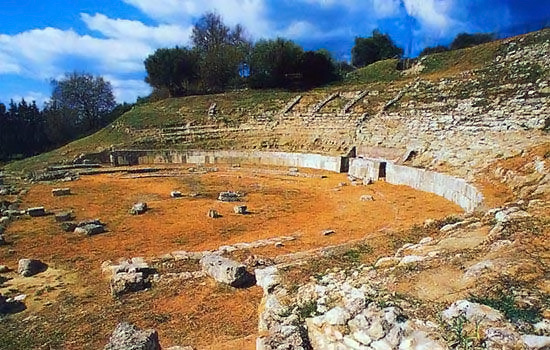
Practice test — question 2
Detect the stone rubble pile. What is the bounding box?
[102,257,158,297]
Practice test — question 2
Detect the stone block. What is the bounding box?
[129,202,148,215]
[52,188,71,196]
[234,205,247,214]
[74,224,105,236]
[27,207,46,217]
[200,254,252,287]
[18,259,47,277]
[104,322,160,350]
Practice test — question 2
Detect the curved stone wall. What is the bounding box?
[110,149,348,173]
[349,158,483,212]
[109,149,483,212]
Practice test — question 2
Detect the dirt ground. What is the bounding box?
[0,165,462,349]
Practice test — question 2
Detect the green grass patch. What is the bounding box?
[345,59,401,84]
[421,42,500,75]
[469,291,542,323]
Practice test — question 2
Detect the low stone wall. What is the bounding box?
[385,163,483,212]
[349,158,483,212]
[110,149,348,173]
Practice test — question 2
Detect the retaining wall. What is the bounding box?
[349,158,483,212]
[349,158,384,181]
[386,162,483,212]
[110,149,347,173]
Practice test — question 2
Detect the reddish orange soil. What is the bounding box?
[0,165,462,349]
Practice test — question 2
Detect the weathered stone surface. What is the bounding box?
[218,191,241,202]
[52,188,71,196]
[207,209,220,218]
[442,300,504,322]
[375,257,401,269]
[484,327,522,349]
[55,211,74,222]
[360,194,375,201]
[74,224,106,236]
[233,205,247,214]
[200,254,252,287]
[18,259,47,277]
[322,229,335,236]
[61,221,78,232]
[110,272,147,296]
[255,266,280,294]
[523,334,550,350]
[170,191,183,198]
[104,322,160,350]
[130,202,148,215]
[27,207,46,217]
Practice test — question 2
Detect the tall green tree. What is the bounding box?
[50,72,116,131]
[351,30,403,67]
[144,47,200,97]
[249,38,303,88]
[191,12,251,92]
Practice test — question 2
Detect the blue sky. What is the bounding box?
[1,0,548,106]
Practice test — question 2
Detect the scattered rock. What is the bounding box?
[110,272,147,296]
[55,211,74,222]
[255,266,280,294]
[207,209,221,218]
[106,258,157,297]
[17,259,47,277]
[523,335,550,350]
[484,328,522,349]
[52,188,71,196]
[442,300,504,322]
[399,255,426,266]
[322,229,335,236]
[74,224,106,236]
[170,191,183,198]
[494,207,530,223]
[61,221,78,232]
[130,202,148,215]
[0,265,9,273]
[234,205,248,214]
[104,322,160,350]
[375,257,400,269]
[360,195,374,201]
[27,207,47,217]
[218,191,242,202]
[0,234,5,246]
[200,254,253,287]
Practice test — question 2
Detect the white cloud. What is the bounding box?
[277,20,348,41]
[403,0,454,34]
[81,13,193,46]
[121,0,269,39]
[0,27,153,79]
[104,75,151,103]
[372,0,401,18]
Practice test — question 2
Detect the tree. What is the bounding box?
[191,12,251,92]
[50,72,116,131]
[450,32,495,50]
[299,50,337,88]
[249,38,303,88]
[144,47,200,97]
[351,30,403,67]
[418,45,449,57]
